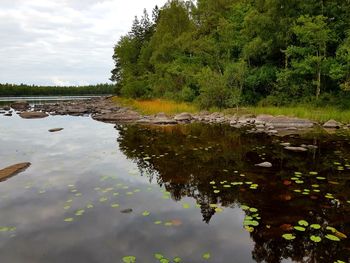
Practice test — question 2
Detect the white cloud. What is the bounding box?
[0,0,167,86]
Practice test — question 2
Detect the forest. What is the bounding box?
[111,0,350,109]
[0,83,117,96]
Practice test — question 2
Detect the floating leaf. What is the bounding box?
[282,233,296,240]
[326,226,337,233]
[294,226,306,232]
[202,253,211,260]
[215,207,223,213]
[310,235,322,243]
[244,226,254,232]
[310,224,321,230]
[316,177,326,180]
[249,208,258,213]
[99,197,108,202]
[298,220,309,227]
[142,211,150,216]
[325,234,341,241]
[64,218,74,222]
[122,256,136,263]
[213,190,220,194]
[87,204,94,209]
[154,253,164,260]
[75,209,85,216]
[154,221,162,225]
[173,257,182,263]
[182,203,190,209]
[309,172,318,175]
[111,203,120,208]
[241,205,250,210]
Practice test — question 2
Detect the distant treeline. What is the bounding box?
[0,83,117,96]
[111,0,350,109]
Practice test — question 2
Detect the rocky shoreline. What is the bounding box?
[0,96,347,136]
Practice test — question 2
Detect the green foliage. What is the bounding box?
[111,0,350,108]
[0,83,117,96]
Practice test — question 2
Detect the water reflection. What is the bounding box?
[117,123,350,263]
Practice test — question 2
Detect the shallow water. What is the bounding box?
[0,113,349,263]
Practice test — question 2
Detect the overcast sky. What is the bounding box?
[0,0,167,86]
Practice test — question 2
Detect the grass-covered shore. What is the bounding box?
[112,97,350,124]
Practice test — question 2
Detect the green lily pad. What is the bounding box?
[241,205,250,210]
[75,209,85,216]
[122,256,136,263]
[87,204,94,209]
[182,203,190,209]
[282,233,296,240]
[249,207,258,213]
[310,224,321,230]
[111,203,120,208]
[64,217,74,222]
[244,220,259,227]
[202,253,211,260]
[173,257,182,263]
[298,220,309,227]
[244,226,254,232]
[325,234,341,241]
[310,235,322,242]
[309,172,318,175]
[213,190,220,194]
[316,177,326,180]
[294,226,306,231]
[142,211,150,216]
[154,221,162,225]
[154,253,164,260]
[326,226,337,233]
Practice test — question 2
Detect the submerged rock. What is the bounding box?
[323,119,342,129]
[152,112,177,125]
[49,128,64,132]
[255,162,273,168]
[19,111,48,119]
[0,162,31,181]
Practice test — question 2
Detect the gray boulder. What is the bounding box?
[323,119,342,129]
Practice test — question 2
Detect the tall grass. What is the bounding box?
[112,97,350,123]
[112,97,198,115]
[234,106,350,123]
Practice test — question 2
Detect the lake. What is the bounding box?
[0,111,349,263]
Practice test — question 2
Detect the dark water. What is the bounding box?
[0,113,349,263]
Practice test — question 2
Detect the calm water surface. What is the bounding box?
[0,113,349,263]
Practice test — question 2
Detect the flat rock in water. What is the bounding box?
[323,119,342,129]
[19,111,48,119]
[0,163,31,181]
[49,128,64,132]
[174,112,193,122]
[92,111,141,123]
[284,146,308,152]
[255,162,273,168]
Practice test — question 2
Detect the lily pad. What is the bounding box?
[294,226,306,232]
[325,234,341,241]
[173,257,182,263]
[298,220,309,227]
[182,203,190,209]
[154,221,162,225]
[64,217,74,222]
[310,235,322,242]
[282,233,296,240]
[202,253,211,260]
[310,224,321,230]
[142,211,150,216]
[122,256,136,263]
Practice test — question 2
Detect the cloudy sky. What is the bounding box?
[0,0,167,86]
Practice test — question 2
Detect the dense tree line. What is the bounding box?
[0,83,117,96]
[111,0,350,108]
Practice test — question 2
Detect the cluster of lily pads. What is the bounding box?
[122,252,211,263]
[282,220,347,243]
[209,175,259,194]
[241,205,261,233]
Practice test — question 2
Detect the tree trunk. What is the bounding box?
[316,68,321,99]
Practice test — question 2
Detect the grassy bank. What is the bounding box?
[112,97,198,115]
[112,97,350,123]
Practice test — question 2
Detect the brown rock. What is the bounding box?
[10,101,30,111]
[174,112,193,122]
[0,163,31,181]
[19,111,48,119]
[92,110,141,123]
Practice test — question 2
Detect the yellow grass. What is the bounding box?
[112,97,199,115]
